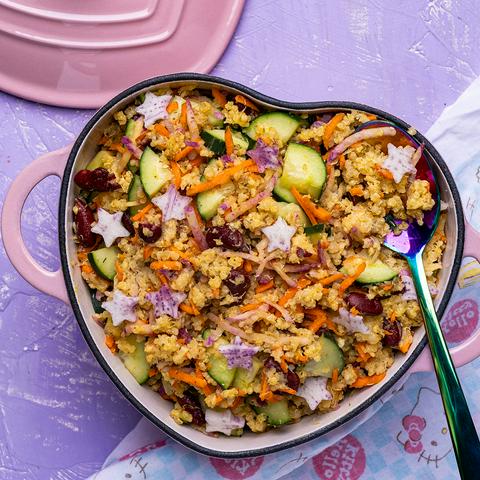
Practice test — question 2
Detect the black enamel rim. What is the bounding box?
[58,73,464,458]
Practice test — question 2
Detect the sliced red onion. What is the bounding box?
[225,174,278,222]
[91,208,130,247]
[296,377,332,410]
[121,136,143,159]
[429,283,439,296]
[219,202,229,212]
[146,285,187,319]
[382,144,417,183]
[136,92,172,127]
[216,251,262,263]
[152,184,192,222]
[185,140,199,148]
[178,327,192,344]
[262,217,296,252]
[271,263,297,288]
[257,271,274,285]
[333,307,370,334]
[411,144,424,167]
[220,154,233,166]
[227,304,269,323]
[213,110,224,120]
[208,313,248,339]
[95,290,105,301]
[400,269,417,301]
[218,336,259,369]
[205,409,245,435]
[328,126,396,163]
[311,120,325,128]
[257,251,280,276]
[284,263,321,273]
[246,139,281,173]
[102,290,138,326]
[185,205,208,250]
[185,99,199,139]
[263,300,293,323]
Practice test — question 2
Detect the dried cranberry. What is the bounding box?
[346,292,383,316]
[286,369,300,391]
[205,226,245,251]
[74,198,98,247]
[158,382,172,402]
[382,319,402,347]
[74,168,119,191]
[121,212,135,236]
[138,222,162,243]
[224,269,251,301]
[178,389,205,426]
[257,271,274,285]
[178,327,192,344]
[296,248,312,259]
[264,357,282,372]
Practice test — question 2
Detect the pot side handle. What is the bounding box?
[1,146,71,304]
[411,219,480,373]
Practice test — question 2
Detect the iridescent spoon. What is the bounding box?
[358,120,480,479]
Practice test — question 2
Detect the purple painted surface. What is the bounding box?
[0,0,479,478]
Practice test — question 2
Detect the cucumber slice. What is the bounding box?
[273,143,326,203]
[128,175,146,216]
[86,150,114,170]
[208,353,237,389]
[88,246,119,280]
[244,112,301,143]
[305,223,332,244]
[256,398,291,426]
[120,341,149,384]
[340,256,397,284]
[196,181,233,220]
[125,118,143,140]
[200,129,250,155]
[139,147,172,198]
[303,335,345,378]
[277,202,310,227]
[232,357,263,390]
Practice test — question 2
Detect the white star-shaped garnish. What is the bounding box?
[102,290,138,326]
[145,285,187,319]
[152,184,191,222]
[261,217,296,252]
[382,143,416,183]
[91,208,130,247]
[136,92,172,127]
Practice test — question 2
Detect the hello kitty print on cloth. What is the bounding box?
[89,76,480,480]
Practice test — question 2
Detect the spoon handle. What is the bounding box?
[408,252,480,479]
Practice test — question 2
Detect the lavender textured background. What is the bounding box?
[0,1,479,478]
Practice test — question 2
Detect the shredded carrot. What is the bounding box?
[150,260,183,271]
[225,127,234,156]
[131,203,153,221]
[332,368,339,383]
[105,335,116,352]
[148,368,158,378]
[180,303,200,316]
[169,246,191,260]
[177,338,186,345]
[166,100,178,114]
[168,368,207,389]
[339,261,366,294]
[171,160,182,189]
[350,306,359,315]
[231,396,243,409]
[320,272,345,286]
[143,245,154,260]
[255,280,274,294]
[399,336,413,354]
[110,143,126,154]
[189,155,203,168]
[154,123,170,137]
[351,372,386,388]
[156,271,169,285]
[389,311,397,323]
[212,287,220,298]
[174,146,194,162]
[291,186,331,223]
[350,186,364,196]
[246,164,259,173]
[308,310,328,332]
[115,261,124,282]
[279,356,288,373]
[180,103,187,129]
[240,303,262,313]
[234,94,259,112]
[195,363,213,395]
[339,154,346,169]
[365,114,377,120]
[382,283,393,291]
[186,160,254,195]
[244,260,253,274]
[323,113,345,149]
[374,163,394,180]
[278,387,297,395]
[295,351,308,363]
[259,371,283,403]
[326,163,332,175]
[212,88,227,107]
[355,343,370,363]
[278,278,311,308]
[81,264,94,274]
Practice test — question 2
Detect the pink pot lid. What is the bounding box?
[0,0,244,108]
